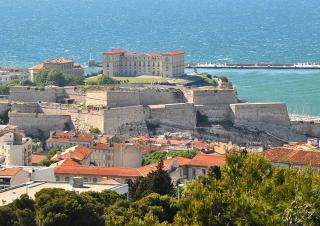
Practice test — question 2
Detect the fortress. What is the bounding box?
[4,85,320,146]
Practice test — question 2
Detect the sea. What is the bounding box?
[0,0,319,115]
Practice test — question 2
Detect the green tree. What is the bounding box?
[35,188,104,226]
[47,69,66,86]
[129,160,174,200]
[89,127,101,134]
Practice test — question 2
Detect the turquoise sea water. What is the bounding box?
[0,0,319,115]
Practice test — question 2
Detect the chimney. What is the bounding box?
[70,177,84,188]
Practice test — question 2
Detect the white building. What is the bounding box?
[0,178,128,206]
[0,68,29,85]
[103,49,184,77]
[0,131,32,166]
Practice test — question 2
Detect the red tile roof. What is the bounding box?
[0,168,22,177]
[188,153,225,167]
[31,154,47,165]
[47,138,70,144]
[49,131,94,143]
[103,49,127,55]
[58,158,81,166]
[54,165,142,177]
[51,145,92,162]
[103,49,184,57]
[29,63,44,70]
[264,147,320,166]
[98,179,121,185]
[45,58,73,64]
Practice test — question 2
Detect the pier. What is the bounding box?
[185,63,320,69]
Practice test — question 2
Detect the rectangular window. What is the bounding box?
[93,178,97,183]
[65,177,70,182]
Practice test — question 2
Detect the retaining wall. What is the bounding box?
[230,103,290,127]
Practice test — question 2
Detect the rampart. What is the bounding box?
[147,103,196,129]
[103,105,145,134]
[8,112,70,135]
[8,86,312,140]
[230,103,291,127]
[291,121,320,138]
[86,87,186,107]
[195,104,231,122]
[9,86,64,103]
[192,89,237,105]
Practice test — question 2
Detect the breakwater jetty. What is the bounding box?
[186,63,320,69]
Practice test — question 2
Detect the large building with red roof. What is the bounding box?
[53,153,225,183]
[102,49,184,77]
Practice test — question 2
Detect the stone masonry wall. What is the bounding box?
[192,89,237,105]
[139,88,185,106]
[103,105,145,135]
[107,91,140,107]
[291,121,320,138]
[85,90,107,106]
[9,112,70,135]
[40,103,105,132]
[230,103,291,127]
[195,104,231,122]
[10,86,64,103]
[147,103,196,129]
[63,87,86,103]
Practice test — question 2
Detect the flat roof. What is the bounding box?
[0,181,128,206]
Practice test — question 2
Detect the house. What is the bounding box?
[264,143,320,169]
[47,131,95,148]
[0,167,28,189]
[51,143,142,168]
[53,153,226,184]
[0,68,29,85]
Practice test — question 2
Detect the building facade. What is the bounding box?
[0,68,29,85]
[102,49,184,77]
[0,132,32,166]
[29,58,84,81]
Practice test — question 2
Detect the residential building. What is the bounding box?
[51,143,142,168]
[47,131,95,148]
[102,49,184,77]
[53,153,225,184]
[0,178,128,206]
[0,167,28,189]
[264,142,320,169]
[29,58,84,81]
[0,68,29,85]
[0,131,32,166]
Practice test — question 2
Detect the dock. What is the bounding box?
[185,63,320,69]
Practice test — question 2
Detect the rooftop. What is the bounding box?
[45,58,74,64]
[0,167,22,177]
[264,144,320,166]
[103,49,184,57]
[0,181,128,206]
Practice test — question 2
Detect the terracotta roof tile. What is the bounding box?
[54,165,142,177]
[31,154,46,165]
[264,147,320,166]
[0,168,22,176]
[188,153,225,167]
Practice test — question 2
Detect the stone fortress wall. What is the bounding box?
[230,103,291,127]
[6,85,320,139]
